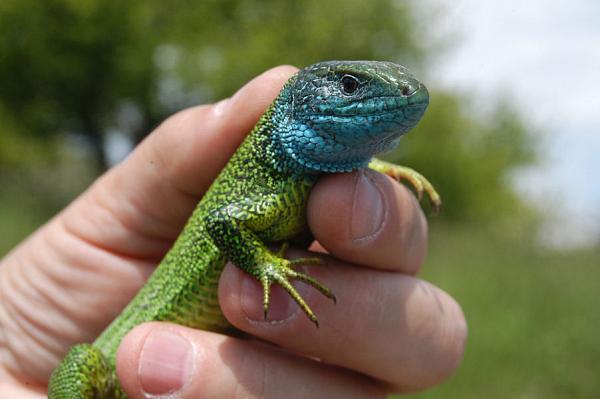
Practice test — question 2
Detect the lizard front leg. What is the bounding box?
[205,197,335,326]
[369,158,442,214]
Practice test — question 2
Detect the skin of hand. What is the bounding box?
[0,66,467,399]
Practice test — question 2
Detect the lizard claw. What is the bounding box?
[259,254,334,326]
[368,159,441,215]
[275,242,290,258]
[430,196,442,216]
[384,166,440,211]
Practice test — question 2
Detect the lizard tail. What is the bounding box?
[48,343,122,398]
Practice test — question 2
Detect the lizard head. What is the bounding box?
[277,60,429,173]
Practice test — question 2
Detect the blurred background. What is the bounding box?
[0,0,598,397]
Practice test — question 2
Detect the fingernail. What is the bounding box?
[139,329,194,395]
[241,274,308,322]
[351,171,385,241]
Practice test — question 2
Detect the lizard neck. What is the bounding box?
[255,87,321,180]
[260,83,371,177]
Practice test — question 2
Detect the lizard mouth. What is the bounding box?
[309,84,429,118]
[308,100,428,122]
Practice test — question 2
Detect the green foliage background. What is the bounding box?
[0,0,597,397]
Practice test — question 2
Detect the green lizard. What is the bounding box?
[48,60,441,398]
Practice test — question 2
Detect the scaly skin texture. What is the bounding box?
[48,60,441,398]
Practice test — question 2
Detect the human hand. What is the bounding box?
[0,66,466,398]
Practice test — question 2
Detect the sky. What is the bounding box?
[417,0,600,248]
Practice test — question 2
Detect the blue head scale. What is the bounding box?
[277,60,429,173]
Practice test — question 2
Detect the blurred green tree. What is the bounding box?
[0,0,159,170]
[0,0,422,171]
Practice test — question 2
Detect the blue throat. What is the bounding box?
[264,86,372,176]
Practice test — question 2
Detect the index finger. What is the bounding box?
[64,65,298,259]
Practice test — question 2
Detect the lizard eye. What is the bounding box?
[341,75,359,94]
